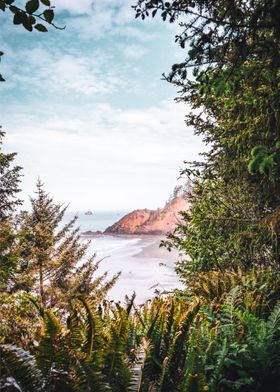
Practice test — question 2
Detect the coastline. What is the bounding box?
[83,233,181,303]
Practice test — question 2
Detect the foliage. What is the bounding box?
[2,1,280,391]
[134,1,280,276]
[11,180,120,308]
[0,129,22,218]
[0,130,22,291]
[0,295,134,391]
[162,64,280,276]
[2,268,280,391]
[0,292,41,347]
[248,142,280,181]
[0,344,44,391]
[134,0,280,72]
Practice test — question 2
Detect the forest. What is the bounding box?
[1,0,280,391]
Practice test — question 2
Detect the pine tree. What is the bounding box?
[0,130,22,219]
[0,129,22,291]
[15,180,119,307]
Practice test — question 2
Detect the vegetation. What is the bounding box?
[134,0,280,278]
[2,0,280,390]
[0,128,22,291]
[2,269,280,391]
[14,180,119,307]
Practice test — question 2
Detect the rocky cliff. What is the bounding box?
[104,196,189,235]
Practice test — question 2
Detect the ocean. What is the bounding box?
[64,211,182,303]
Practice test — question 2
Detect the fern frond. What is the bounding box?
[0,344,45,391]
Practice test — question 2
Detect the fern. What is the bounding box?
[0,344,45,392]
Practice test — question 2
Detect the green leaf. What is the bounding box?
[29,14,36,24]
[25,0,39,14]
[251,145,267,157]
[34,23,47,31]
[40,0,50,5]
[275,140,280,149]
[9,5,18,13]
[248,155,263,175]
[43,8,54,23]
[13,11,25,25]
[23,19,33,31]
[0,2,6,11]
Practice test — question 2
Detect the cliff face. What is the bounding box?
[104,196,189,235]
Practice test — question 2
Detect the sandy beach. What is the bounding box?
[83,234,182,304]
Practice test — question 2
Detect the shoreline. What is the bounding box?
[81,233,181,303]
[81,232,176,260]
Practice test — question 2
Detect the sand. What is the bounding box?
[83,234,182,304]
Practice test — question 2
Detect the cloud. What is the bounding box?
[54,0,156,41]
[3,100,203,210]
[0,0,200,212]
[3,45,126,97]
[53,0,94,15]
[120,44,148,60]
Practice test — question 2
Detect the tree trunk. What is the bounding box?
[39,257,44,306]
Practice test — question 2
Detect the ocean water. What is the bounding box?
[64,211,182,303]
[64,210,129,232]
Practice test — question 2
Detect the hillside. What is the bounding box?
[104,195,189,235]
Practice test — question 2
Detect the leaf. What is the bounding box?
[161,11,167,21]
[0,74,5,82]
[275,140,280,149]
[23,19,33,31]
[13,11,25,25]
[43,8,54,23]
[25,0,39,14]
[9,5,17,13]
[34,23,48,32]
[251,145,267,157]
[40,0,50,5]
[29,14,36,24]
[0,344,44,391]
[0,2,5,11]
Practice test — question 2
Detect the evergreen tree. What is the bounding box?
[15,180,119,307]
[0,128,22,219]
[135,0,280,277]
[0,129,22,291]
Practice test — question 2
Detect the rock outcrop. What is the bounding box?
[82,230,103,236]
[104,196,189,235]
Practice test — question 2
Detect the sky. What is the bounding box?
[0,0,203,212]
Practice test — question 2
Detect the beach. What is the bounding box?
[63,211,182,303]
[82,234,182,303]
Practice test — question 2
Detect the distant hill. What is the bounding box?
[104,194,189,235]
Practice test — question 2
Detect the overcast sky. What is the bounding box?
[0,0,203,212]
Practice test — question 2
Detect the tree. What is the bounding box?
[14,180,120,307]
[0,129,22,290]
[134,0,280,72]
[134,0,280,277]
[0,128,22,219]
